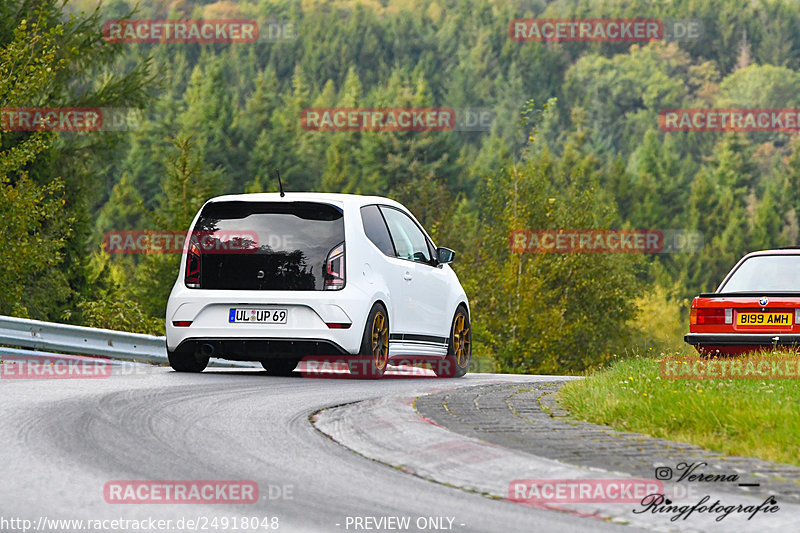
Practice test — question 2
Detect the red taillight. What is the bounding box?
[185,243,201,288]
[326,322,351,329]
[172,321,192,327]
[694,308,729,325]
[324,242,345,290]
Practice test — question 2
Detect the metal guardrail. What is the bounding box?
[0,315,168,364]
[0,315,257,367]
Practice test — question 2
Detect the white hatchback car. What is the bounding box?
[165,193,471,377]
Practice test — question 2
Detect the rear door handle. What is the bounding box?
[403,271,412,281]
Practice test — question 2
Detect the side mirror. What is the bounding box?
[436,247,456,265]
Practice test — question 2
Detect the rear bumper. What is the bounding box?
[172,338,348,361]
[165,284,375,353]
[685,333,800,346]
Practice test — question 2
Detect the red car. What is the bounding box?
[685,249,800,355]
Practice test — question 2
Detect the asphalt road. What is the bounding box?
[0,366,641,533]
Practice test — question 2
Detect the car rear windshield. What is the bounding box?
[191,201,344,290]
[719,255,800,293]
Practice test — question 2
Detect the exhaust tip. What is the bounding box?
[200,343,215,357]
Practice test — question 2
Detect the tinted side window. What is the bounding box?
[360,205,395,256]
[380,206,431,263]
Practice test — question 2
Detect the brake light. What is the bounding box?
[185,243,201,288]
[693,308,731,325]
[326,322,351,329]
[172,321,192,327]
[324,242,345,290]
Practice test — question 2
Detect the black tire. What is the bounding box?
[168,349,209,373]
[348,303,390,378]
[434,305,471,378]
[260,358,299,376]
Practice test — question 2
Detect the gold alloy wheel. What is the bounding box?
[452,313,471,367]
[371,312,389,370]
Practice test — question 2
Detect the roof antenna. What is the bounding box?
[275,169,285,197]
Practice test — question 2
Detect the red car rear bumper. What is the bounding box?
[685,333,800,354]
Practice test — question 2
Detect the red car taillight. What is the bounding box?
[692,308,731,325]
[324,242,345,290]
[185,243,201,288]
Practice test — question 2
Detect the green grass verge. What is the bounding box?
[557,354,800,467]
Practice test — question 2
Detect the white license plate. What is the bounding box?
[228,308,287,324]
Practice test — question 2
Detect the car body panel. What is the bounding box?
[685,249,800,354]
[165,193,468,362]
